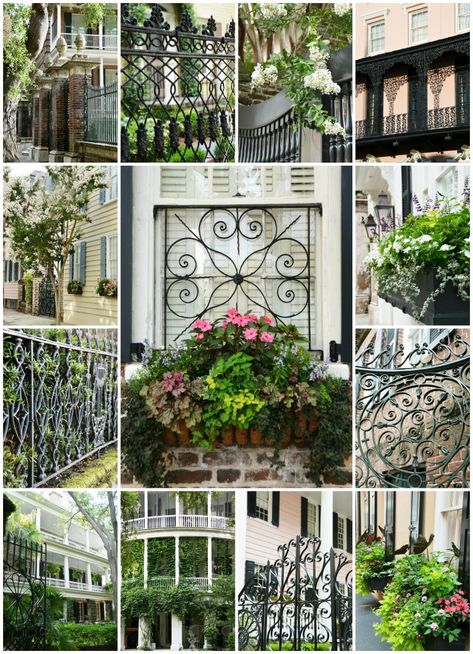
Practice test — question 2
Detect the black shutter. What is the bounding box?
[401,166,412,221]
[459,493,470,593]
[455,65,469,125]
[347,518,353,553]
[318,505,321,538]
[301,497,308,537]
[64,12,72,33]
[333,512,339,547]
[245,560,255,583]
[385,491,396,561]
[247,492,256,518]
[69,249,75,281]
[271,492,280,527]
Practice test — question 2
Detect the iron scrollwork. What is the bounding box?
[121,4,235,163]
[356,333,470,488]
[238,536,352,651]
[162,205,317,347]
[3,328,118,488]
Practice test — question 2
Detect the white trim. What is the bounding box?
[409,7,429,46]
[368,20,385,55]
[361,8,390,24]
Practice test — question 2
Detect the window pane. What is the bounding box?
[370,23,384,53]
[255,492,270,521]
[307,502,318,538]
[411,10,428,43]
[458,3,470,30]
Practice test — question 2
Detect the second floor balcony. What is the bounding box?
[125,514,233,532]
[59,31,118,51]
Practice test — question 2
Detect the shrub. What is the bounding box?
[55,623,117,650]
[22,272,33,304]
[168,144,206,163]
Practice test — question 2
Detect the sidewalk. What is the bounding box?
[3,308,56,327]
[356,594,391,651]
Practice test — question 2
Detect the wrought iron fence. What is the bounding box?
[239,536,352,651]
[355,333,470,488]
[3,328,118,488]
[3,534,47,650]
[121,4,235,163]
[85,81,118,144]
[38,277,56,318]
[159,204,319,347]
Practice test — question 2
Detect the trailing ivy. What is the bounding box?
[180,537,207,578]
[148,538,175,577]
[121,539,144,580]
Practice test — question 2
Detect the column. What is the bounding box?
[207,491,212,528]
[49,73,69,162]
[235,490,247,596]
[138,617,151,649]
[320,492,334,553]
[35,507,41,530]
[175,536,179,583]
[170,615,183,650]
[64,556,70,588]
[86,563,92,590]
[85,529,90,551]
[175,494,180,527]
[32,94,40,149]
[64,62,90,161]
[144,491,149,529]
[371,74,384,137]
[416,62,429,132]
[35,83,52,162]
[207,537,213,588]
[63,600,68,622]
[144,539,148,588]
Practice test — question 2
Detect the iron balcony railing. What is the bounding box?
[125,514,232,531]
[59,32,117,50]
[85,82,118,145]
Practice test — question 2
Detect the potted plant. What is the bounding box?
[355,535,392,597]
[365,191,470,325]
[96,277,118,297]
[67,279,84,295]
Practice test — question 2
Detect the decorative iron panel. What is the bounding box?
[3,328,118,488]
[239,107,302,164]
[356,105,469,139]
[3,534,47,650]
[85,81,118,145]
[238,536,352,651]
[121,4,235,163]
[160,205,319,348]
[355,333,470,488]
[38,277,56,318]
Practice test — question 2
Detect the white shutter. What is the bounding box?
[290,167,315,195]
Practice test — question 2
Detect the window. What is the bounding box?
[101,166,118,203]
[96,601,106,621]
[368,22,385,54]
[72,243,82,281]
[255,492,271,522]
[439,492,463,558]
[106,235,118,279]
[409,9,428,45]
[307,502,318,538]
[457,3,470,31]
[337,516,345,550]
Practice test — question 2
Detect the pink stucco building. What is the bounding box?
[355,3,470,162]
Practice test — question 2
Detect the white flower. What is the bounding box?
[263,64,278,85]
[259,3,287,19]
[308,45,330,67]
[251,63,278,88]
[415,613,421,619]
[323,120,346,138]
[464,250,470,258]
[416,234,433,243]
[303,68,340,94]
[430,623,438,631]
[438,609,445,616]
[421,596,428,602]
[439,244,452,251]
[333,3,351,16]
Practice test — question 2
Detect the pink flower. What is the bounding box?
[262,315,275,325]
[260,331,274,343]
[437,609,445,616]
[226,308,238,317]
[195,333,204,340]
[247,313,258,322]
[221,320,229,328]
[193,319,212,332]
[233,315,251,327]
[244,328,258,341]
[429,623,438,631]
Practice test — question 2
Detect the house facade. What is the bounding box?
[22,3,118,163]
[121,490,235,650]
[5,491,115,625]
[355,3,470,162]
[64,165,118,325]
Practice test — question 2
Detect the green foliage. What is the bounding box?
[96,278,118,297]
[148,538,175,577]
[121,491,142,523]
[3,4,35,99]
[168,145,207,163]
[5,504,42,542]
[178,5,202,97]
[55,623,117,650]
[82,3,116,28]
[22,271,33,304]
[266,643,331,651]
[355,540,391,596]
[67,280,84,295]
[59,447,117,488]
[121,539,144,580]
[179,537,207,577]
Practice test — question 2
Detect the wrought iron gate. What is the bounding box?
[121,4,235,162]
[3,328,118,487]
[38,277,56,318]
[3,534,47,650]
[355,332,470,488]
[159,204,320,347]
[85,81,118,144]
[239,536,352,651]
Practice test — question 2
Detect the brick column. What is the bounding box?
[66,68,87,161]
[33,84,52,162]
[49,75,69,162]
[32,94,40,148]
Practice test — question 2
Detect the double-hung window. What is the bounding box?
[409,9,428,45]
[457,3,470,31]
[368,22,385,54]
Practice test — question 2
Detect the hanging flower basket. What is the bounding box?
[96,278,118,297]
[67,280,84,295]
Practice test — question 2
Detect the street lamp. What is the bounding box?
[362,213,379,241]
[374,191,396,233]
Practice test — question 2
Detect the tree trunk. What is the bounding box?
[49,271,61,325]
[57,269,64,324]
[3,96,20,162]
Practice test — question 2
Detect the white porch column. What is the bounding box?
[235,490,247,596]
[207,491,212,528]
[207,537,213,587]
[138,617,151,649]
[120,619,126,650]
[64,556,70,588]
[144,491,149,529]
[175,536,180,583]
[98,21,104,51]
[175,494,180,527]
[86,562,92,590]
[35,507,41,530]
[320,492,334,553]
[85,529,90,552]
[144,538,148,588]
[170,614,183,650]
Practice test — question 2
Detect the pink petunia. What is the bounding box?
[195,333,204,340]
[244,328,258,341]
[260,331,274,343]
[262,315,275,325]
[221,320,229,328]
[247,313,258,322]
[193,319,212,332]
[233,315,251,327]
[226,308,239,317]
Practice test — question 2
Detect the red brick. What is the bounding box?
[167,469,212,484]
[216,469,241,483]
[176,452,199,466]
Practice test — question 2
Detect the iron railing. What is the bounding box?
[238,536,352,651]
[159,204,319,347]
[4,534,48,650]
[3,328,118,487]
[38,277,56,318]
[125,514,232,531]
[356,333,470,488]
[148,576,212,590]
[85,81,118,145]
[121,4,235,163]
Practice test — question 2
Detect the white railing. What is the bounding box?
[46,577,65,587]
[70,581,89,590]
[126,515,232,531]
[59,32,117,51]
[91,584,107,593]
[148,576,212,590]
[43,532,66,544]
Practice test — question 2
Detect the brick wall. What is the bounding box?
[32,96,40,147]
[68,74,86,153]
[50,78,69,151]
[38,88,50,148]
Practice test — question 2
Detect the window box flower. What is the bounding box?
[96,278,117,298]
[67,280,84,295]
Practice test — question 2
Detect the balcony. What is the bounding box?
[58,32,117,51]
[46,577,108,593]
[148,576,212,590]
[125,515,233,531]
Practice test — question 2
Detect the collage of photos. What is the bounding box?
[1,2,470,653]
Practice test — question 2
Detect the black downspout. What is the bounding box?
[340,166,352,364]
[121,166,133,363]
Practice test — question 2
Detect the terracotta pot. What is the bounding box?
[163,429,177,446]
[176,421,191,445]
[235,428,249,446]
[249,429,263,446]
[220,429,234,446]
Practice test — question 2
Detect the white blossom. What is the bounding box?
[439,244,452,251]
[251,63,278,88]
[323,120,346,138]
[333,3,351,16]
[303,68,340,94]
[259,3,287,19]
[308,45,330,67]
[416,234,433,243]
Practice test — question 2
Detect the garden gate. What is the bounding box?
[85,81,118,144]
[3,534,47,650]
[356,333,470,488]
[121,4,235,162]
[238,536,352,651]
[3,328,118,487]
[38,277,56,318]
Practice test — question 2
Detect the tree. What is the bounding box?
[68,492,118,615]
[4,166,107,324]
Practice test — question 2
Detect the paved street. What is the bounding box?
[356,594,391,651]
[3,308,56,326]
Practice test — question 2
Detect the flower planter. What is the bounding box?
[163,422,191,446]
[427,636,465,651]
[68,289,83,295]
[379,269,469,325]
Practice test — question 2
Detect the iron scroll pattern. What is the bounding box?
[356,334,470,488]
[163,206,316,347]
[121,4,235,162]
[238,536,352,651]
[3,329,118,487]
[3,535,47,650]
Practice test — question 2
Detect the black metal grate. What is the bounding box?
[85,81,118,144]
[121,4,235,163]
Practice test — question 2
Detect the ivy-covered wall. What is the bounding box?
[179,537,207,577]
[121,539,144,580]
[148,538,175,577]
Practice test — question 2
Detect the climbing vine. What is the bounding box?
[179,538,207,578]
[148,538,175,577]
